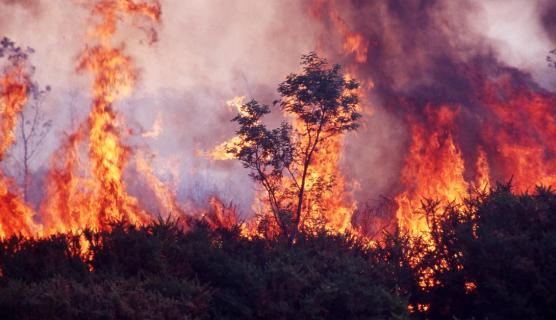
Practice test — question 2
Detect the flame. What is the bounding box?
[135,151,185,221]
[78,45,147,226]
[475,147,490,191]
[0,62,37,238]
[226,95,248,116]
[2,0,555,254]
[0,65,27,158]
[465,281,477,294]
[308,0,556,244]
[298,129,356,234]
[41,129,93,234]
[481,76,556,192]
[207,96,247,161]
[212,87,359,236]
[395,106,468,239]
[201,196,239,231]
[41,0,161,234]
[309,0,369,64]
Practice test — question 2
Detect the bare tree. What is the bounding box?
[17,84,52,201]
[1,37,51,202]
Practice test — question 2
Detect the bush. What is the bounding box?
[0,221,407,319]
[413,184,556,319]
[2,185,555,319]
[0,276,211,320]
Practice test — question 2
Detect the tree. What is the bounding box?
[1,36,52,201]
[17,84,52,201]
[229,52,361,242]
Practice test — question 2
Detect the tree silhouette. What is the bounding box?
[229,52,361,242]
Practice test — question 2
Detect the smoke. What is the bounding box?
[308,0,556,204]
[473,0,555,88]
[540,0,556,42]
[0,0,42,16]
[1,0,555,215]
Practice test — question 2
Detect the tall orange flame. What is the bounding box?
[394,106,468,239]
[42,0,161,233]
[481,76,556,192]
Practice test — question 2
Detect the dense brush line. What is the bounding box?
[0,184,555,319]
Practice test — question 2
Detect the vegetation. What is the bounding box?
[1,185,555,319]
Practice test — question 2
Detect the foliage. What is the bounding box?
[416,184,556,319]
[375,183,556,319]
[0,220,407,320]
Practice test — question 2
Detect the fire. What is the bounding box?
[41,129,92,234]
[307,0,556,243]
[135,151,185,221]
[0,59,37,238]
[207,96,248,161]
[395,106,469,239]
[78,45,147,227]
[0,65,27,159]
[1,0,555,252]
[209,136,242,161]
[300,134,354,233]
[201,196,239,231]
[41,0,161,234]
[474,147,490,191]
[465,281,477,294]
[481,76,556,192]
[309,0,369,64]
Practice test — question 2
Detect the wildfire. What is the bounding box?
[394,106,469,239]
[201,196,239,231]
[1,0,556,253]
[299,133,356,234]
[481,76,556,192]
[41,0,161,234]
[41,129,92,234]
[307,0,556,245]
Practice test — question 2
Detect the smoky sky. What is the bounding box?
[308,0,556,203]
[0,0,41,12]
[1,0,555,212]
[540,0,556,42]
